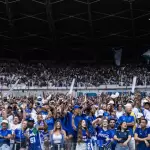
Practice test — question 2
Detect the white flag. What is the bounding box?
[4,79,20,97]
[67,78,75,95]
[113,48,122,66]
[131,76,137,93]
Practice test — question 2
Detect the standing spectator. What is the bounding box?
[50,120,66,150]
[76,120,90,150]
[134,119,150,150]
[118,103,135,150]
[114,122,131,150]
[25,118,42,150]
[116,104,124,119]
[13,120,27,150]
[0,120,12,150]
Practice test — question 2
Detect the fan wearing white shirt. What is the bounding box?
[143,102,150,127]
[116,104,124,119]
[9,116,22,150]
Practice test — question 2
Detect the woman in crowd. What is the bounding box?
[114,121,131,150]
[103,105,111,118]
[134,119,150,150]
[45,111,54,132]
[116,104,124,119]
[13,120,27,150]
[76,120,91,150]
[50,120,66,150]
[93,118,113,149]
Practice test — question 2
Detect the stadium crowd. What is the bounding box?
[0,62,150,87]
[0,91,150,150]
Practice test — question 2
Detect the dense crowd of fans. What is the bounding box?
[0,62,150,87]
[0,91,150,150]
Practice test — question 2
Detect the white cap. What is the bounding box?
[137,113,143,119]
[141,99,148,106]
[1,120,8,125]
[97,110,104,117]
[108,100,114,105]
[37,96,42,100]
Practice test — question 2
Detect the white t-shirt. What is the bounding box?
[95,109,104,117]
[9,123,22,143]
[7,115,13,123]
[116,111,124,119]
[143,109,150,127]
[9,123,21,131]
[132,107,139,118]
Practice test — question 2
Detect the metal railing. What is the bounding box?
[0,141,112,150]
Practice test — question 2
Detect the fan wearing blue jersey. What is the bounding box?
[36,114,48,150]
[72,105,83,147]
[76,120,91,150]
[25,118,42,150]
[109,119,117,150]
[0,120,12,150]
[45,111,54,132]
[13,120,27,150]
[93,118,113,149]
[118,103,135,150]
[85,106,96,138]
[134,119,150,150]
[114,121,131,150]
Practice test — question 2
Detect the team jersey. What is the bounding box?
[14,128,26,142]
[85,115,96,136]
[135,127,150,150]
[36,121,46,142]
[110,128,117,150]
[118,114,134,136]
[0,129,12,145]
[82,129,89,142]
[115,129,131,143]
[96,127,112,147]
[103,112,110,118]
[27,127,42,150]
[45,118,54,131]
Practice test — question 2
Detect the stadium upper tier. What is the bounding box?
[0,62,150,87]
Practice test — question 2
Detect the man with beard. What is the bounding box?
[25,118,42,150]
[109,119,117,150]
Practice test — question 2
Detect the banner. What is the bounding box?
[113,48,122,66]
[142,49,150,64]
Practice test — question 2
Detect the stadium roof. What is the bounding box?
[0,0,150,59]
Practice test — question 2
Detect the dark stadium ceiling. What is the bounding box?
[0,0,150,53]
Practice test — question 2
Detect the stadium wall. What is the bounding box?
[0,85,150,97]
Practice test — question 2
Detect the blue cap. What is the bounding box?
[73,105,81,109]
[27,118,34,122]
